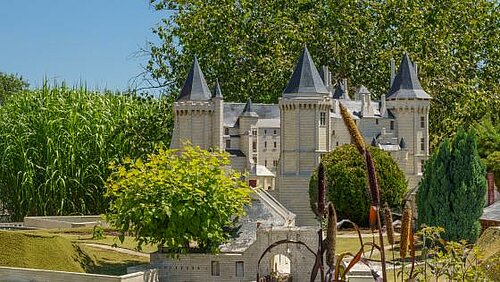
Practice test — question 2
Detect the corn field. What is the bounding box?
[0,84,173,221]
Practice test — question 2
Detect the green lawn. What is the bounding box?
[0,230,148,275]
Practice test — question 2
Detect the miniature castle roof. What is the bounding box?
[223,103,279,127]
[283,46,329,96]
[240,98,259,118]
[387,53,431,100]
[213,79,223,99]
[399,137,406,149]
[332,80,350,100]
[177,57,212,101]
[357,85,370,96]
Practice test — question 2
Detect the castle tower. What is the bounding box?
[238,98,259,168]
[385,53,432,188]
[278,46,332,226]
[171,57,223,150]
[212,79,224,151]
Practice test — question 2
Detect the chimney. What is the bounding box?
[342,78,348,99]
[487,172,496,206]
[390,58,395,87]
[322,66,330,87]
[380,94,387,117]
[414,62,418,76]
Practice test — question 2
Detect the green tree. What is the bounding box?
[309,145,407,226]
[105,144,252,253]
[417,129,486,243]
[0,85,171,221]
[0,72,28,103]
[148,0,500,146]
[475,118,500,189]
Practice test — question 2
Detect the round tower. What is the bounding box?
[278,46,332,226]
[385,53,432,188]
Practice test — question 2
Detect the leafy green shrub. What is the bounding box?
[0,85,172,220]
[105,144,252,254]
[309,145,407,226]
[417,128,486,243]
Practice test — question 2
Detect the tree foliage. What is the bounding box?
[417,129,486,243]
[474,118,500,189]
[309,145,407,226]
[105,144,252,253]
[148,0,500,146]
[0,72,28,103]
[0,85,172,221]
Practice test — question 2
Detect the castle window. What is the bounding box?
[273,141,277,148]
[420,137,425,151]
[252,141,257,152]
[253,156,257,164]
[336,141,339,146]
[320,112,326,126]
[265,160,268,166]
[273,160,278,167]
[420,116,425,128]
[264,129,267,135]
[420,159,425,173]
[390,121,395,130]
[264,141,267,148]
[332,130,336,136]
[211,261,220,276]
[375,119,379,125]
[235,261,244,277]
[252,129,257,136]
[273,129,277,135]
[226,139,231,148]
[224,127,229,135]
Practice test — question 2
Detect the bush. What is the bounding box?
[309,145,407,226]
[0,85,172,220]
[417,128,486,243]
[105,144,252,253]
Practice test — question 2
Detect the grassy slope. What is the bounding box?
[476,227,500,280]
[0,230,147,275]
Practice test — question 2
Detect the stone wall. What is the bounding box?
[0,266,158,282]
[150,226,320,282]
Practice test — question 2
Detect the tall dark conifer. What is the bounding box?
[417,129,486,243]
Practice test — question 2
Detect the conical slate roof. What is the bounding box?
[177,57,212,101]
[240,98,259,118]
[213,79,223,99]
[332,80,350,100]
[283,46,329,96]
[387,53,431,100]
[399,137,406,149]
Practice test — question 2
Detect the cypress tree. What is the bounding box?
[417,129,486,243]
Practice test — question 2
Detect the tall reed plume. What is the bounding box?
[339,101,387,282]
[383,203,395,245]
[326,203,337,268]
[400,202,412,259]
[316,162,326,218]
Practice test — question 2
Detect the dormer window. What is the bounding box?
[224,128,229,135]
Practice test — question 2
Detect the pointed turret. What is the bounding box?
[240,98,259,118]
[387,53,431,100]
[399,137,406,149]
[332,79,350,100]
[177,57,212,101]
[213,79,223,99]
[283,46,329,97]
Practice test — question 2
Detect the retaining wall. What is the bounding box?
[0,266,158,282]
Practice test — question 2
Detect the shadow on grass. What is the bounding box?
[72,244,147,276]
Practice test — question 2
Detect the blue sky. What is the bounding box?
[0,0,168,91]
